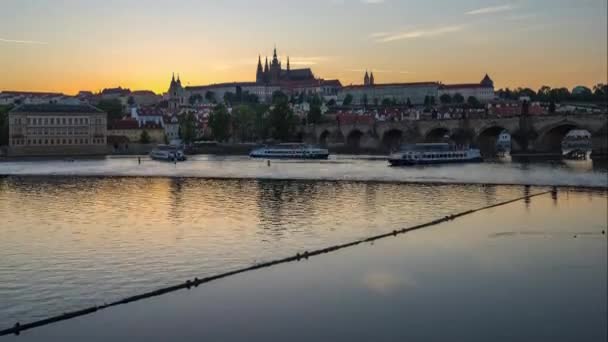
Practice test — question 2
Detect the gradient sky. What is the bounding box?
[1,0,606,95]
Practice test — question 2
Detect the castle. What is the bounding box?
[255,47,316,85]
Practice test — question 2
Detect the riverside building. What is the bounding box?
[8,104,108,156]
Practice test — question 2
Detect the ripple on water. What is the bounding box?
[0,173,606,326]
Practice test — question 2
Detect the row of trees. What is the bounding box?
[185,91,301,143]
[496,84,607,103]
[339,93,482,108]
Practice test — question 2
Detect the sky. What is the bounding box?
[0,0,606,95]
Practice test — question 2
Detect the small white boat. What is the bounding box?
[389,143,482,166]
[249,144,329,160]
[149,145,187,162]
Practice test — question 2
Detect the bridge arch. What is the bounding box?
[346,129,365,148]
[425,127,451,143]
[537,121,590,153]
[477,125,509,156]
[318,129,344,146]
[382,129,404,151]
[319,130,331,146]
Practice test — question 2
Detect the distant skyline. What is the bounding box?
[1,0,606,95]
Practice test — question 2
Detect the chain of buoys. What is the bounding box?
[0,190,559,337]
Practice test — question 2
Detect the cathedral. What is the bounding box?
[256,47,316,85]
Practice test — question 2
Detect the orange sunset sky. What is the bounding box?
[1,0,606,95]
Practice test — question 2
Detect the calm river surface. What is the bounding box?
[0,156,606,340]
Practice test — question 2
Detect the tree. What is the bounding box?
[549,87,570,102]
[268,95,297,141]
[537,86,552,102]
[205,91,216,103]
[224,92,236,105]
[254,104,270,141]
[96,99,124,123]
[467,96,480,107]
[208,104,231,142]
[440,93,452,105]
[0,105,12,146]
[373,98,379,106]
[549,101,556,114]
[232,105,256,142]
[127,96,135,106]
[381,98,393,107]
[342,94,353,106]
[188,94,203,106]
[179,112,198,143]
[307,95,323,124]
[452,93,465,104]
[139,130,151,144]
[429,96,436,106]
[406,98,413,108]
[593,83,607,101]
[272,91,288,104]
[327,98,336,107]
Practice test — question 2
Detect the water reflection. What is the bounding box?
[0,176,605,327]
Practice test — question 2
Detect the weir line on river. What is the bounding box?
[0,190,554,337]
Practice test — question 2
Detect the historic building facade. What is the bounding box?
[438,74,495,103]
[8,104,108,156]
[166,46,342,109]
[338,72,495,106]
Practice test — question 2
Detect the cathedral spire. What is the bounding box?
[287,56,290,71]
[364,70,370,86]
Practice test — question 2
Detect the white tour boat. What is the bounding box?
[388,143,482,166]
[149,145,187,162]
[249,144,329,160]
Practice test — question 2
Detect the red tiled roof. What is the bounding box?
[109,119,139,130]
[138,107,164,117]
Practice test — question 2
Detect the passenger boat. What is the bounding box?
[249,144,329,159]
[388,143,482,166]
[561,130,592,159]
[149,145,187,161]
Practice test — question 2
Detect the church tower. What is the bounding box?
[364,71,370,86]
[264,57,270,84]
[256,55,264,84]
[168,73,184,111]
[369,72,375,86]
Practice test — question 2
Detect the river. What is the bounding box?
[0,156,606,340]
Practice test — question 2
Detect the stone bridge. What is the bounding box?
[300,113,608,154]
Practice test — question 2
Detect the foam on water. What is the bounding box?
[0,155,606,187]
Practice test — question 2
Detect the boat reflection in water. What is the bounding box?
[388,143,482,166]
[249,143,329,160]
